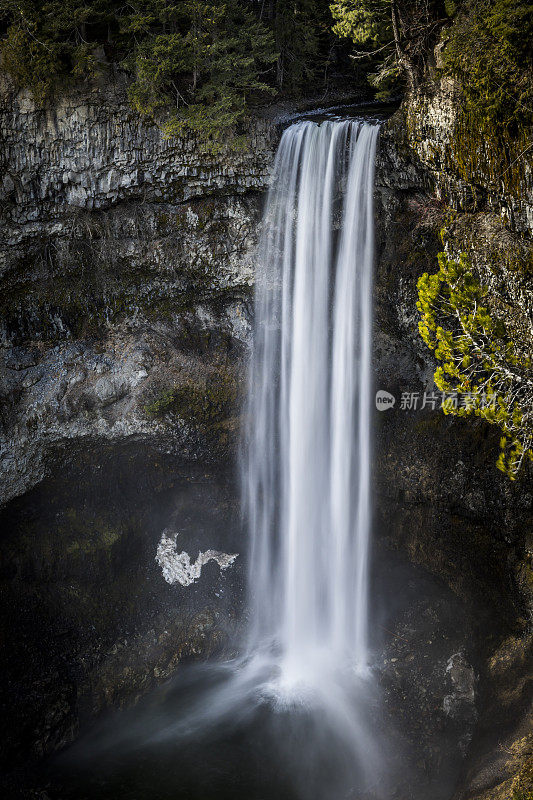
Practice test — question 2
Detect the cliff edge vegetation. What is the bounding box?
[0,0,354,143]
[332,1,533,480]
[417,250,533,479]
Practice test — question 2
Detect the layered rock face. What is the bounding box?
[0,74,275,507]
[0,76,275,785]
[375,76,532,608]
[374,89,532,800]
[374,127,531,608]
[395,77,533,236]
[0,72,272,255]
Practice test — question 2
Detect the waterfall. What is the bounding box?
[55,117,385,800]
[243,119,380,692]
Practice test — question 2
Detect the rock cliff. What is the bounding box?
[374,80,532,800]
[0,74,275,787]
[0,69,531,799]
[0,74,275,507]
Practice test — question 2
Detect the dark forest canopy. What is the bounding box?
[331,0,446,93]
[0,0,354,138]
[0,0,531,143]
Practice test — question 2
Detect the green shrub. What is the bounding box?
[417,250,533,479]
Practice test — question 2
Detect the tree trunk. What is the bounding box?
[391,0,416,92]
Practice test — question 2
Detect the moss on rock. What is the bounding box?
[144,365,240,454]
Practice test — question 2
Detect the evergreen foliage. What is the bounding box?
[417,251,533,479]
[330,0,391,48]
[0,0,115,100]
[329,0,444,94]
[123,0,278,143]
[329,0,398,98]
[0,0,348,138]
[273,0,330,92]
[444,0,533,137]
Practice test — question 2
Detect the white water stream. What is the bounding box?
[243,119,379,693]
[61,117,473,800]
[144,119,383,789]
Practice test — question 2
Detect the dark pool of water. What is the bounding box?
[0,441,494,800]
[42,547,483,800]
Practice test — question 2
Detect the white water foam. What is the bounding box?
[243,119,379,691]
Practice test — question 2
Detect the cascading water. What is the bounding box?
[57,117,387,800]
[243,119,380,692]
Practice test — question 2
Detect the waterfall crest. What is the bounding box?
[243,119,379,690]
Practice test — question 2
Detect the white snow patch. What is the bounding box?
[155,528,238,587]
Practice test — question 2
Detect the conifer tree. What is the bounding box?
[0,0,278,138]
[417,251,533,479]
[0,0,114,98]
[124,0,278,140]
[329,0,443,93]
[273,0,327,92]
